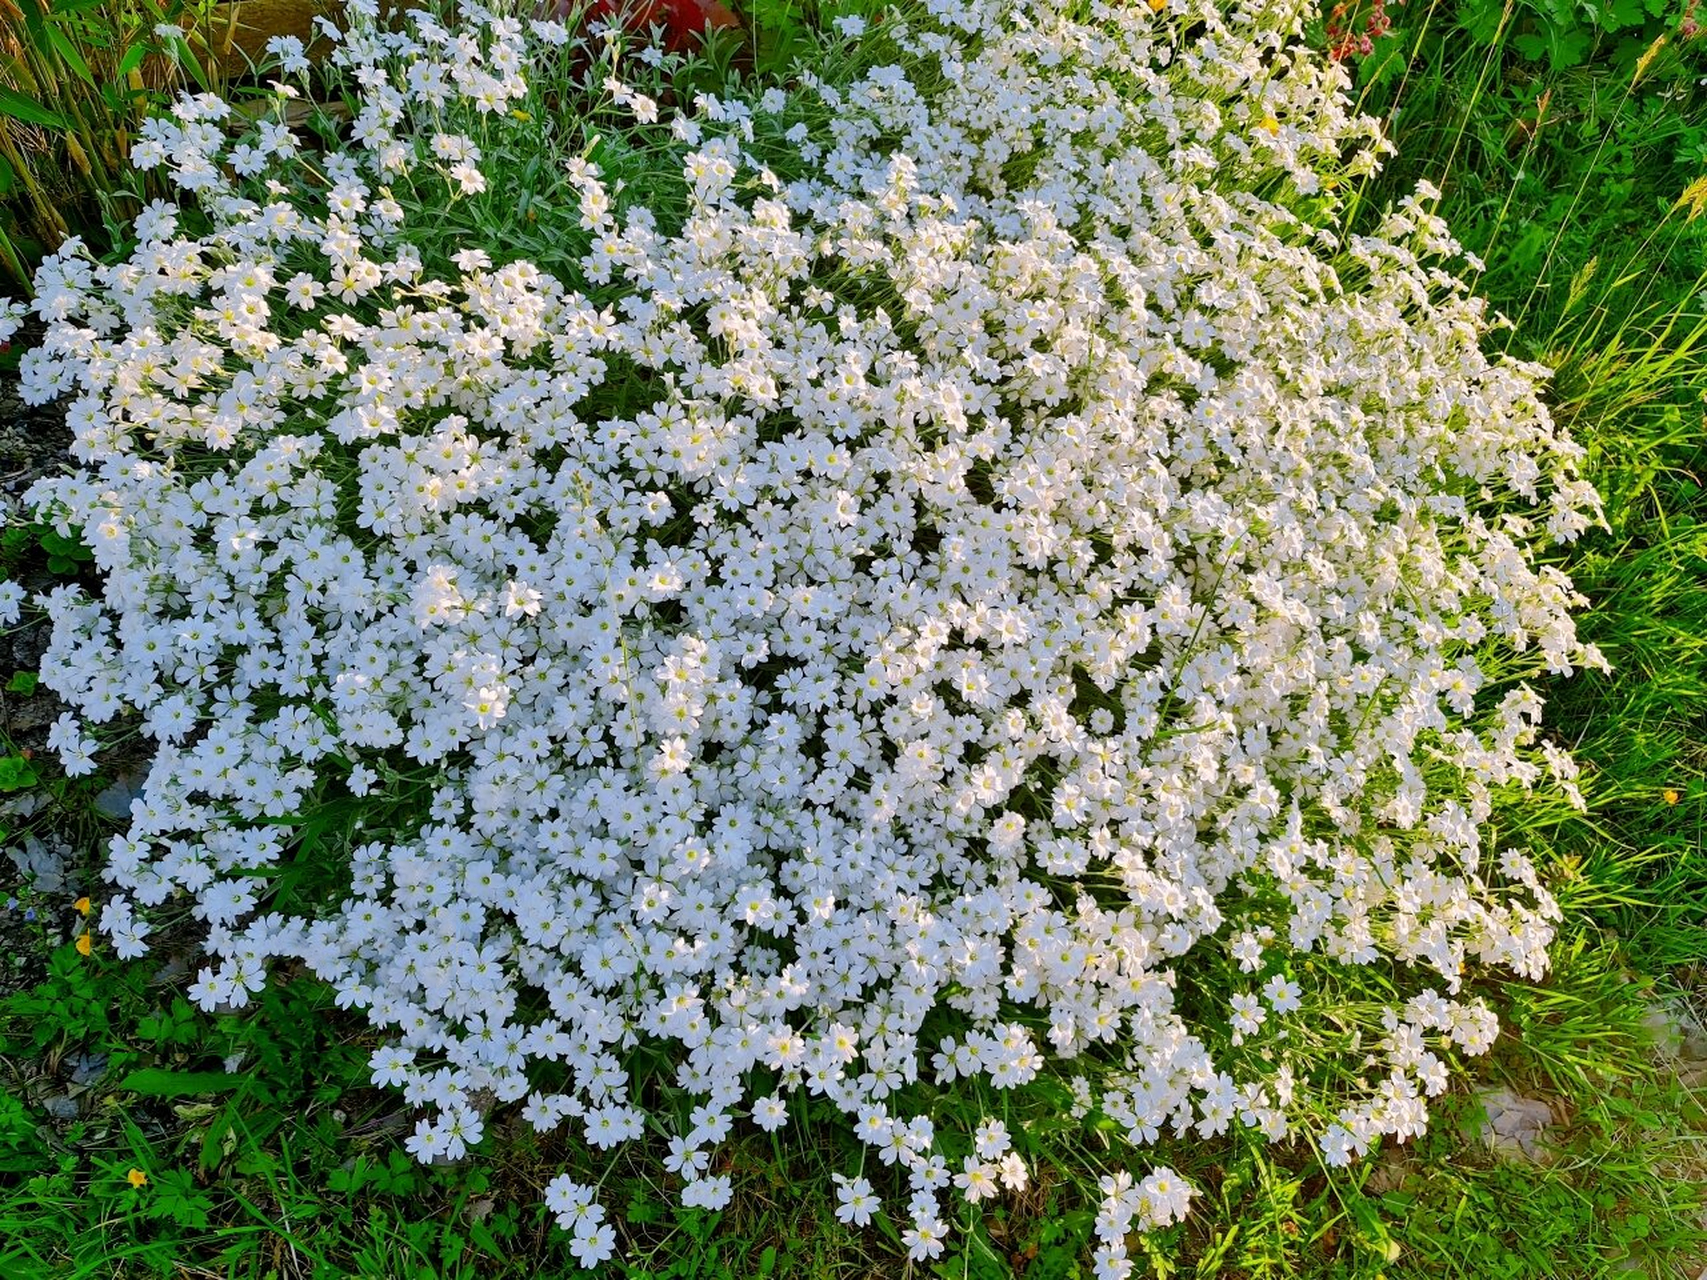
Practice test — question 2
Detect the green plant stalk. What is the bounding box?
[0,119,67,245]
[0,219,27,290]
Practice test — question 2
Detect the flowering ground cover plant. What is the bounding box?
[0,0,1609,1269]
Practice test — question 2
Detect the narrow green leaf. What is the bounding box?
[44,23,96,87]
[116,1068,244,1097]
[0,87,69,130]
[165,30,214,95]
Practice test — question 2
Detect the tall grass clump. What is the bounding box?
[1338,0,1707,1012]
[0,0,321,289]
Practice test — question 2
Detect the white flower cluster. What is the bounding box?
[11,0,1601,1267]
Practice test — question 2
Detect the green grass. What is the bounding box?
[3,1,1707,1277]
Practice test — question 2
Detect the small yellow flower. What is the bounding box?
[1148,0,1166,10]
[1663,788,1681,806]
[74,896,91,916]
[76,934,92,957]
[126,1168,147,1188]
[1258,116,1280,136]
[511,109,532,122]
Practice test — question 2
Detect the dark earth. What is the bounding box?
[0,321,87,1001]
[0,324,169,1142]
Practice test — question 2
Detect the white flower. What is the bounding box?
[266,34,310,75]
[752,1094,789,1131]
[902,1215,947,1261]
[834,1174,878,1226]
[568,1221,616,1266]
[1263,975,1303,1015]
[0,580,24,626]
[4,0,1597,1259]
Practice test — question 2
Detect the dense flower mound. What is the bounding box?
[2,0,1603,1266]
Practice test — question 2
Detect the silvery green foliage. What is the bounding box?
[9,0,1600,1266]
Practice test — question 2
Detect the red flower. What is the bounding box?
[547,0,741,51]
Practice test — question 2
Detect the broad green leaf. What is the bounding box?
[0,755,38,791]
[1551,27,1594,68]
[1459,1,1505,43]
[1594,0,1646,29]
[1514,32,1550,61]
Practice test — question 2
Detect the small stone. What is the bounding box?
[1642,1003,1685,1058]
[0,791,46,823]
[1364,1150,1410,1194]
[1642,1000,1707,1064]
[67,1052,107,1087]
[1681,1015,1707,1064]
[93,772,147,821]
[3,693,56,735]
[0,790,44,817]
[1474,1088,1556,1163]
[150,952,191,986]
[7,833,66,893]
[8,625,47,670]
